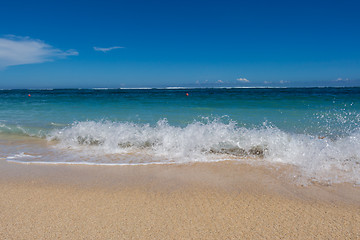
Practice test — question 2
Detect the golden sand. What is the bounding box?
[0,161,359,239]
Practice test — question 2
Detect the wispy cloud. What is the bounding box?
[236,78,250,83]
[0,35,78,69]
[93,46,124,53]
[336,77,349,81]
[279,80,289,84]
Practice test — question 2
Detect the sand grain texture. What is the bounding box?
[0,161,359,239]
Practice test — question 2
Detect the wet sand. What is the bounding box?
[0,160,359,239]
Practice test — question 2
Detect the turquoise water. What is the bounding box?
[1,88,359,135]
[1,88,360,184]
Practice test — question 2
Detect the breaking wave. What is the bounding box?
[42,118,360,184]
[2,118,360,185]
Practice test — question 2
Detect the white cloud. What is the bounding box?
[217,80,223,83]
[336,77,349,81]
[0,35,78,69]
[279,80,289,84]
[264,81,272,84]
[236,78,250,83]
[93,46,124,52]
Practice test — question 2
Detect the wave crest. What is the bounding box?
[48,119,266,159]
[45,119,360,184]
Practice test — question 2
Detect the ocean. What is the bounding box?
[1,87,359,185]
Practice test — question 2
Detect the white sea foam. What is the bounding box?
[2,118,359,185]
[42,119,360,185]
[6,152,40,159]
[6,159,170,166]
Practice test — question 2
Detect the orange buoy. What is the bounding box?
[186,93,189,96]
[28,94,31,97]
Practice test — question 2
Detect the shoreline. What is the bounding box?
[1,160,360,239]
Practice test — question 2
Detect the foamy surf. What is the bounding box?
[1,88,360,185]
[3,118,357,185]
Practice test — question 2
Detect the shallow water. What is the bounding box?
[1,88,360,185]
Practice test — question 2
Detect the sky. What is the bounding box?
[0,0,359,88]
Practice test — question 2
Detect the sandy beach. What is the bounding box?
[0,160,359,239]
[2,0,360,237]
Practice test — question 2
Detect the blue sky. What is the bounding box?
[0,0,359,88]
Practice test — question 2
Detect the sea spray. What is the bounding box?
[2,88,360,185]
[44,119,360,184]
